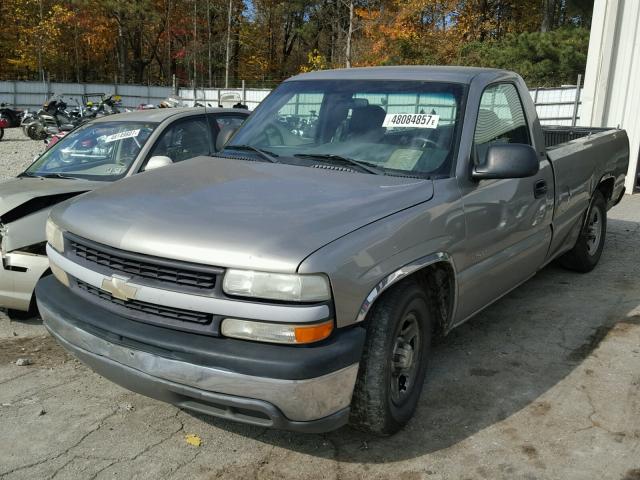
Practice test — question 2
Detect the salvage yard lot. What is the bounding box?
[1,129,639,480]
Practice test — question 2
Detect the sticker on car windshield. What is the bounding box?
[104,129,141,143]
[105,166,126,174]
[382,114,439,129]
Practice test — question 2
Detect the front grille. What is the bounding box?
[76,280,212,324]
[69,236,219,291]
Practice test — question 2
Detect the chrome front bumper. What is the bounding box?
[38,296,359,432]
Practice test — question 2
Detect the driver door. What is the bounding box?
[455,83,554,322]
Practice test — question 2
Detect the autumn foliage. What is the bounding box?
[0,0,592,88]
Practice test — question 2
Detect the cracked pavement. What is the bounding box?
[1,170,639,478]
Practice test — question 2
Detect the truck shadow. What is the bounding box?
[190,217,640,462]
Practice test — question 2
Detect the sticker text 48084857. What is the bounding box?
[382,113,439,129]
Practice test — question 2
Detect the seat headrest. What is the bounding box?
[349,105,386,135]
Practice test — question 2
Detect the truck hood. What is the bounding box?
[53,157,434,272]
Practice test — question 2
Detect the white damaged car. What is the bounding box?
[0,107,249,316]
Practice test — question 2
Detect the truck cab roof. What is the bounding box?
[287,66,516,85]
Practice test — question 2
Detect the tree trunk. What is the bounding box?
[207,0,212,87]
[225,0,232,87]
[346,0,353,68]
[117,17,127,82]
[541,0,553,32]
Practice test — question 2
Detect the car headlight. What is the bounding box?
[45,217,65,253]
[222,269,331,302]
[221,318,333,344]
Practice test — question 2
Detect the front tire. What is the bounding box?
[560,190,607,273]
[350,280,433,435]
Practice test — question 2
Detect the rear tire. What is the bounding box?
[560,190,607,273]
[0,128,4,141]
[350,280,433,435]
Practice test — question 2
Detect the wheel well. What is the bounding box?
[597,177,615,201]
[412,262,455,335]
[368,262,455,335]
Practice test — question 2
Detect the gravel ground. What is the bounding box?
[0,128,46,181]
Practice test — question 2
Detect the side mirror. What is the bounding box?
[472,144,539,180]
[144,155,173,171]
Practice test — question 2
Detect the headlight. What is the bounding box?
[221,318,333,344]
[223,269,331,302]
[45,217,65,253]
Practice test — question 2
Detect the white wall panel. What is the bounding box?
[582,0,640,192]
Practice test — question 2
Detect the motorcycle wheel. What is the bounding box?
[0,128,4,141]
[27,122,47,141]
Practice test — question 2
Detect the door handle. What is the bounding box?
[534,179,548,198]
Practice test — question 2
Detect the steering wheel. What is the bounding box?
[410,136,439,149]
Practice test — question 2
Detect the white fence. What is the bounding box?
[178,87,271,110]
[181,85,583,126]
[0,79,582,126]
[0,80,172,110]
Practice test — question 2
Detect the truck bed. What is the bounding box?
[543,126,613,149]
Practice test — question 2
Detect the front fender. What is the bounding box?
[298,182,465,328]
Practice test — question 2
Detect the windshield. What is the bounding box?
[227,80,466,177]
[25,121,158,181]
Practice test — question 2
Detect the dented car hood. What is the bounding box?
[52,156,435,272]
[0,177,103,253]
[0,177,104,219]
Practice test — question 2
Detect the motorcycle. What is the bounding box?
[24,93,128,142]
[0,103,25,141]
[22,94,79,140]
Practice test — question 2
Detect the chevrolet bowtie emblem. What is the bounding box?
[101,275,138,301]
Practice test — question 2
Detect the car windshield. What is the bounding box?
[24,121,158,181]
[227,80,466,177]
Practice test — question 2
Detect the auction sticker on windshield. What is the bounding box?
[382,113,439,129]
[104,129,141,143]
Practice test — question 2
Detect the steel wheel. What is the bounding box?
[585,206,602,256]
[390,311,422,405]
[559,190,607,273]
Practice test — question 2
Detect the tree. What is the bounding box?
[0,0,594,88]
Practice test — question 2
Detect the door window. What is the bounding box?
[148,116,210,163]
[213,115,246,132]
[474,84,530,163]
[209,114,247,151]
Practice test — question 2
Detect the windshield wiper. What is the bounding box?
[294,153,384,175]
[224,145,279,163]
[18,172,76,180]
[37,173,78,180]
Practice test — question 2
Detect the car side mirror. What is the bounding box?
[144,155,173,171]
[472,144,539,180]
